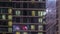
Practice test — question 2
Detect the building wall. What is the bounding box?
[46,0,56,34]
[57,0,60,34]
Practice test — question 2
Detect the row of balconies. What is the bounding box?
[0,0,46,34]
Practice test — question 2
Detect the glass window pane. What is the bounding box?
[38,25,43,31]
[38,18,43,23]
[31,25,35,30]
[0,21,8,25]
[38,11,46,16]
[0,14,2,19]
[2,15,6,20]
[8,28,12,32]
[38,32,43,34]
[15,10,21,16]
[0,27,8,32]
[16,17,20,23]
[16,32,20,34]
[8,8,12,14]
[32,11,35,16]
[8,15,12,20]
[8,21,12,26]
[31,32,38,34]
[23,32,28,34]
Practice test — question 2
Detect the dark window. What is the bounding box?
[31,17,38,23]
[0,14,2,19]
[0,0,9,1]
[56,26,58,31]
[12,3,20,8]
[23,17,27,23]
[0,27,8,32]
[23,3,27,8]
[27,10,31,16]
[16,17,20,23]
[1,8,8,13]
[31,32,38,34]
[23,10,27,16]
[0,2,12,7]
[38,3,45,8]
[0,21,8,26]
[6,33,13,34]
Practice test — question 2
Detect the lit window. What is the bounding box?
[8,21,12,26]
[8,15,12,20]
[38,25,43,31]
[16,32,20,34]
[32,11,35,16]
[38,32,43,34]
[13,25,20,31]
[15,10,21,16]
[23,32,28,34]
[38,18,43,23]
[38,11,46,16]
[31,25,35,30]
[2,15,6,20]
[8,8,12,14]
[22,26,28,30]
[8,28,12,32]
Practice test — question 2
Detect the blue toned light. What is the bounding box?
[13,25,20,32]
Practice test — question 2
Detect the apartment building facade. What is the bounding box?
[0,0,57,34]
